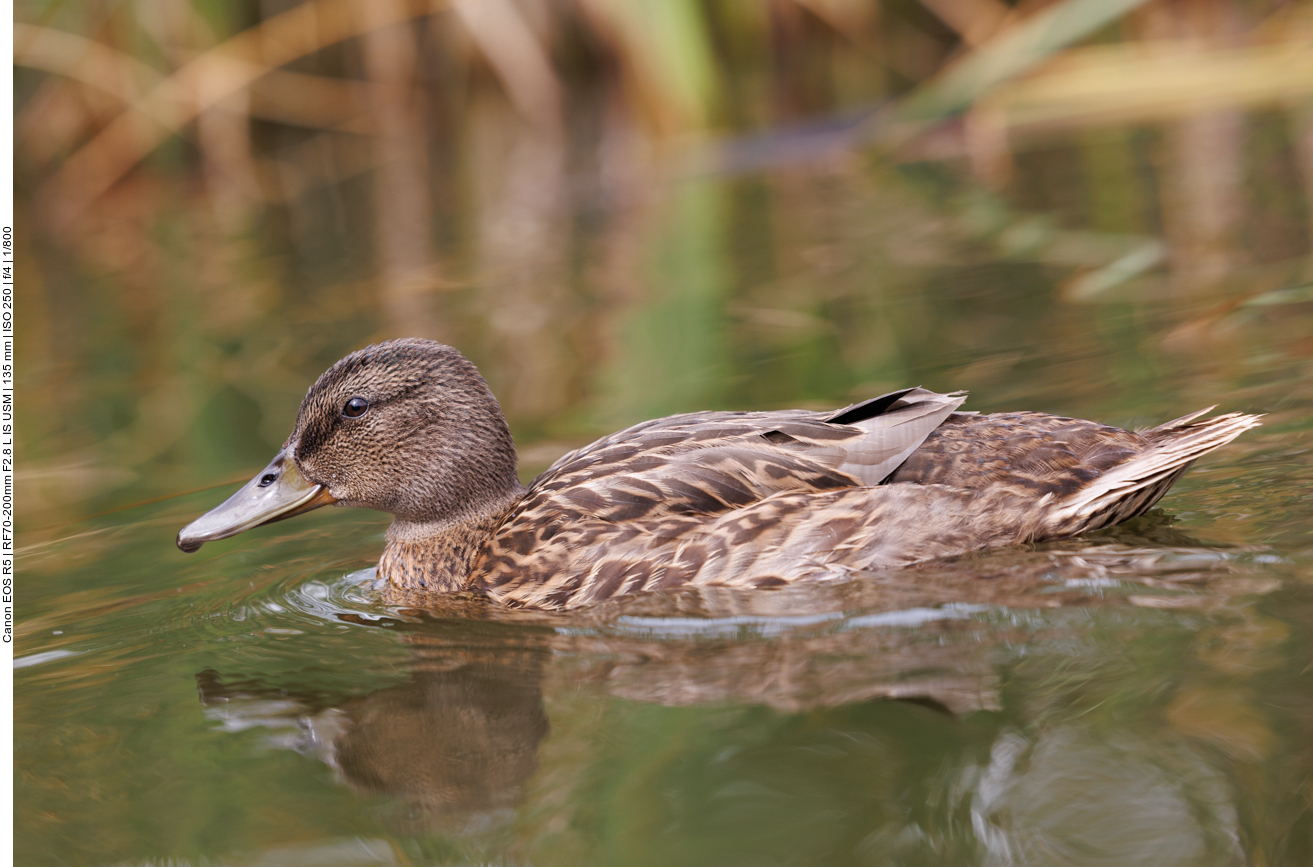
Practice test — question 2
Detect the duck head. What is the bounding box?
[177,339,522,552]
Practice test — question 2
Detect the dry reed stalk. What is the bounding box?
[974,41,1313,135]
[789,0,882,53]
[918,0,1014,47]
[14,23,382,153]
[360,0,443,341]
[14,23,166,104]
[893,0,1155,128]
[575,0,720,135]
[451,0,564,136]
[39,0,452,223]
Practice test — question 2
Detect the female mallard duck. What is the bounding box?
[177,339,1260,610]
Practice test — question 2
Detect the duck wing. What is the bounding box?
[475,388,965,603]
[533,386,968,501]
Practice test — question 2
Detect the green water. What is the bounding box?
[17,142,1313,864]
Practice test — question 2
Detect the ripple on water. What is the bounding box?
[13,564,413,702]
[15,513,1297,703]
[185,567,423,642]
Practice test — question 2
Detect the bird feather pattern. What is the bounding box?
[176,340,1262,611]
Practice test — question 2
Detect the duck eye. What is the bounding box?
[343,397,370,419]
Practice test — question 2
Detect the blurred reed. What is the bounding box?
[12,0,1313,521]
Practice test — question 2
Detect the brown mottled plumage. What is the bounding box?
[177,339,1262,610]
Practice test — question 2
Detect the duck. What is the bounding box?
[177,338,1261,610]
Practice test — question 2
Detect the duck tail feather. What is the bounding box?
[1051,410,1262,534]
[1146,405,1218,431]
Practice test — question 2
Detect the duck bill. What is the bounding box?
[176,451,337,553]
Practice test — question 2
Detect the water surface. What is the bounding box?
[16,65,1313,867]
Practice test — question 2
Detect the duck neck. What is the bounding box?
[379,491,523,593]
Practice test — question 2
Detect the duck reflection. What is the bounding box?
[195,529,1292,863]
[195,578,1013,834]
[329,646,549,822]
[197,621,553,830]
